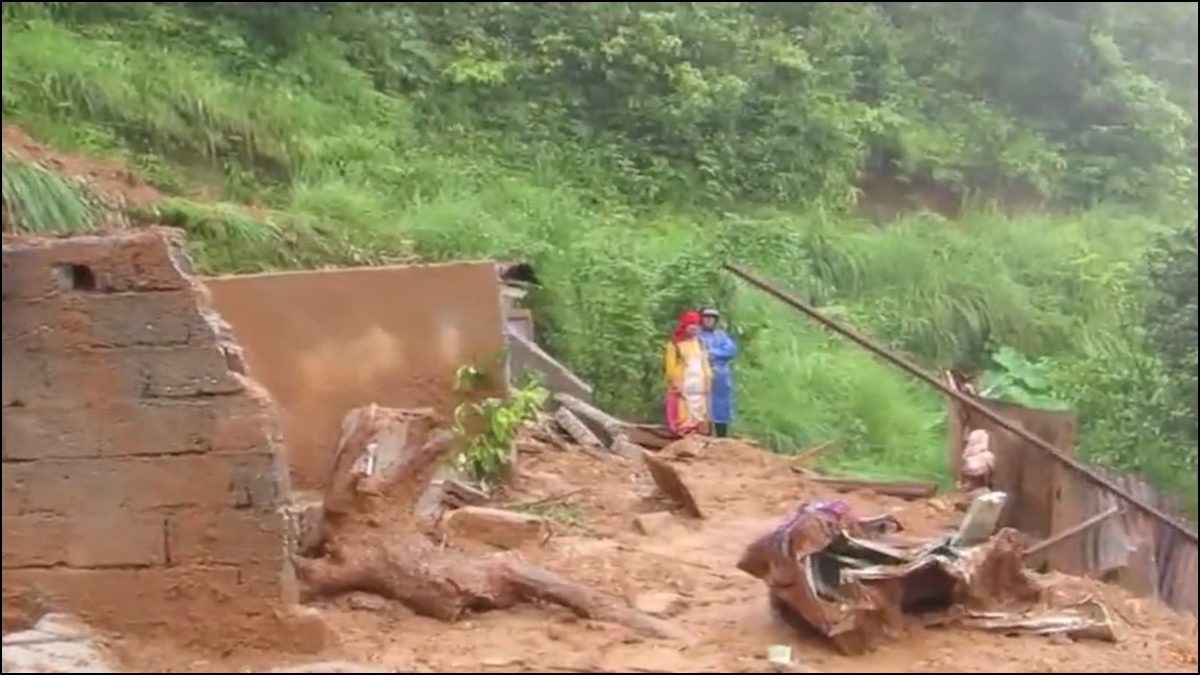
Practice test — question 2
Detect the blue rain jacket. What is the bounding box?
[699,328,737,423]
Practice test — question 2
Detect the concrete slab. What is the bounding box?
[1,637,114,673]
[2,614,115,674]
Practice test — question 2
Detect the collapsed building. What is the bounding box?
[0,228,575,647]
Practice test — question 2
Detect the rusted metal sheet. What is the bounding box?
[738,501,1039,654]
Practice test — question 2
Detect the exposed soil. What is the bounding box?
[2,123,162,208]
[113,439,1197,674]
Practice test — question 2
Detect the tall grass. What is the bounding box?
[0,16,1171,482]
[2,152,101,231]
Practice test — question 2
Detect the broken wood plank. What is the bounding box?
[555,392,644,460]
[1024,505,1122,560]
[809,476,937,500]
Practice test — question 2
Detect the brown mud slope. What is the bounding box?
[1,123,162,208]
[119,439,1196,674]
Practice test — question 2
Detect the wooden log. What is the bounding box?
[554,393,631,441]
[555,393,644,460]
[809,476,937,500]
[609,433,646,461]
[553,407,605,449]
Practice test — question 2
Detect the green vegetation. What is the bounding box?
[1,2,1196,513]
[451,365,549,487]
[2,151,102,231]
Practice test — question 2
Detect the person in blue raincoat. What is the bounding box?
[697,307,737,437]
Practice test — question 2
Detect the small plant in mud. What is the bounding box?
[451,363,548,487]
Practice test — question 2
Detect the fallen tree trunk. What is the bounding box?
[295,405,681,639]
[552,407,616,462]
[555,393,644,460]
[554,393,630,440]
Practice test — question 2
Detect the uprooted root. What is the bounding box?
[294,404,683,640]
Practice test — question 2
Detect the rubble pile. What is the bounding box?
[4,391,1193,673]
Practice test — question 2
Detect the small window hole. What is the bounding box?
[52,263,97,291]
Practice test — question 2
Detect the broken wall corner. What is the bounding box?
[1,227,310,651]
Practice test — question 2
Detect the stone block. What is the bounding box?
[49,290,213,350]
[0,632,116,673]
[2,514,165,568]
[140,346,247,398]
[166,509,286,566]
[0,565,282,638]
[632,511,678,536]
[2,406,102,460]
[2,229,191,300]
[1,350,50,409]
[441,506,551,550]
[1,453,284,517]
[0,302,48,353]
[2,394,277,461]
[44,347,243,404]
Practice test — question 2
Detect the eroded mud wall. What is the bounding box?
[1,229,296,641]
[203,262,507,489]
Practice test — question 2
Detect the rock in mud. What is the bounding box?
[1,613,115,673]
[660,437,703,459]
[442,506,551,549]
[632,591,687,617]
[632,511,676,535]
[345,593,392,613]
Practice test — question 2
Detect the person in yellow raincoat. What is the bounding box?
[663,310,712,435]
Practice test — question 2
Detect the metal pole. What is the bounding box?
[724,262,1198,545]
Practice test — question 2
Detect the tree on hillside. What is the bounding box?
[1145,218,1198,444]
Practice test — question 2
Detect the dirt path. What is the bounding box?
[120,440,1197,673]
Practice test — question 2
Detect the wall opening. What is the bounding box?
[51,263,96,291]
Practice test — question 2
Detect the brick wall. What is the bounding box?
[1,228,297,644]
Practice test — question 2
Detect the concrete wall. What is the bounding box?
[506,328,593,402]
[1,229,295,644]
[204,262,508,490]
